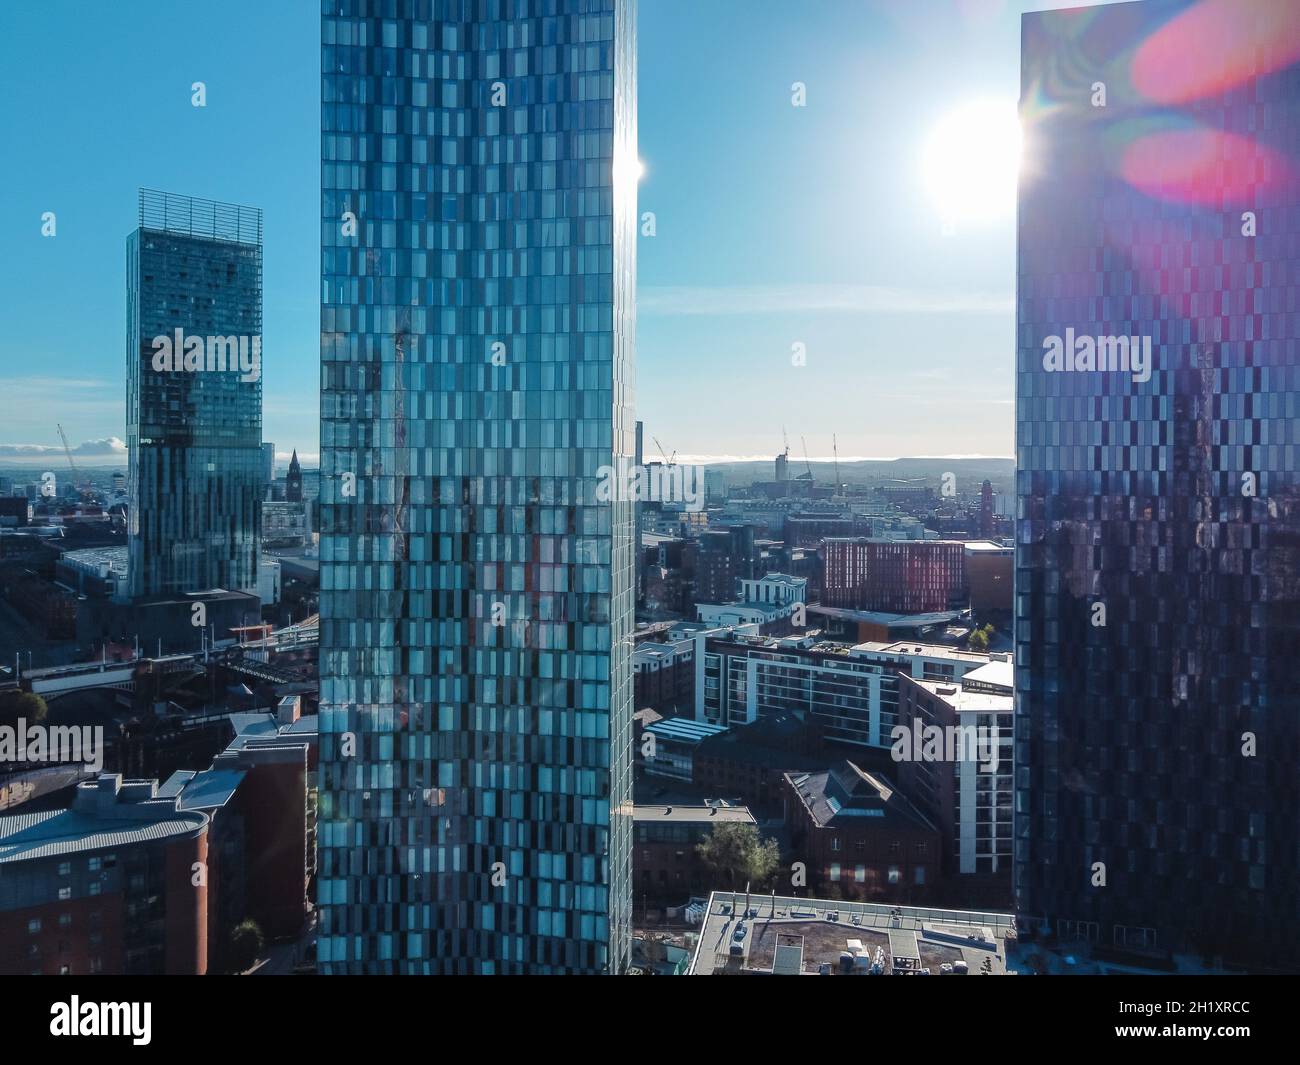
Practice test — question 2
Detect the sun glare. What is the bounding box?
[922,100,1022,226]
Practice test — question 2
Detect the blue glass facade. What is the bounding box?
[1017,0,1300,966]
[127,190,264,600]
[318,0,636,973]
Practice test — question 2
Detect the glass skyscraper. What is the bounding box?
[318,0,637,974]
[1017,0,1300,968]
[127,189,264,599]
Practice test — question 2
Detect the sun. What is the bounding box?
[922,100,1023,226]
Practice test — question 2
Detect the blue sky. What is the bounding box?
[0,0,1107,468]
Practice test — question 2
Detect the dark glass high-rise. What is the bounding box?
[1016,0,1300,968]
[318,0,637,974]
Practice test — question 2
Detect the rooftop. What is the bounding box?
[632,639,693,664]
[689,890,1013,975]
[963,539,1013,554]
[910,677,1013,714]
[223,711,318,753]
[696,601,787,621]
[855,640,991,664]
[958,656,1014,693]
[138,187,262,245]
[645,718,729,744]
[787,761,936,831]
[821,536,965,546]
[0,776,208,865]
[751,573,805,587]
[632,803,756,826]
[173,768,246,812]
[808,605,964,628]
[60,545,129,569]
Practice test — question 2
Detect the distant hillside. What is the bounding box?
[706,455,1015,490]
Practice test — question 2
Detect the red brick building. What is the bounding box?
[632,638,694,715]
[821,538,968,614]
[633,802,757,904]
[784,761,940,904]
[0,774,209,975]
[0,703,316,976]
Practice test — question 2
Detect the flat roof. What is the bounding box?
[176,768,246,812]
[854,641,990,663]
[697,602,786,620]
[963,540,1012,553]
[689,890,1012,975]
[155,770,197,799]
[632,640,693,662]
[809,605,963,627]
[960,657,1014,690]
[60,545,129,567]
[910,677,1012,713]
[645,718,729,743]
[633,804,755,825]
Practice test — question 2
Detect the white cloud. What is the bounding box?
[0,437,127,465]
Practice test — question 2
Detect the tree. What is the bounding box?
[968,623,996,653]
[0,690,48,729]
[696,821,780,891]
[229,918,265,973]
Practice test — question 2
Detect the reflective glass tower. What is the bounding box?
[318,0,636,974]
[1017,0,1300,967]
[127,189,264,599]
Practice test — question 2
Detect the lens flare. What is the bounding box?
[1120,126,1292,206]
[1133,0,1300,105]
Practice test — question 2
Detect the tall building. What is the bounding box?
[318,0,637,974]
[1017,0,1300,967]
[127,189,263,599]
[262,442,276,486]
[285,449,303,503]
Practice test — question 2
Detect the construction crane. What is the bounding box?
[800,435,814,480]
[57,423,91,499]
[651,435,676,466]
[833,434,842,495]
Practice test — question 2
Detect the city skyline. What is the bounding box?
[1,0,1298,995]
